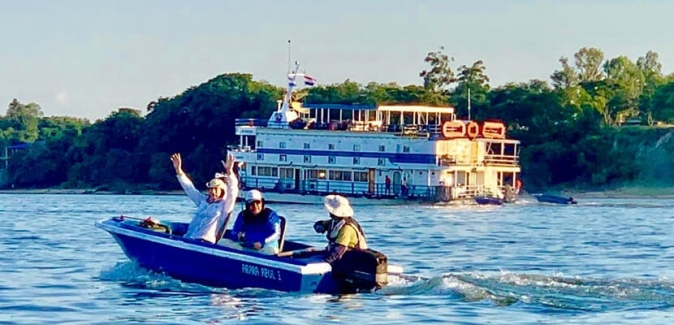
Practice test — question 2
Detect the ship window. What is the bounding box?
[250,166,256,175]
[279,142,286,148]
[304,155,311,163]
[352,157,360,165]
[329,170,352,181]
[377,158,386,166]
[257,153,264,161]
[304,143,310,149]
[354,171,368,182]
[279,154,287,162]
[353,144,360,151]
[279,168,294,179]
[257,141,263,147]
[257,166,278,177]
[378,145,385,152]
[328,144,335,150]
[307,169,327,179]
[403,146,410,153]
[328,156,336,164]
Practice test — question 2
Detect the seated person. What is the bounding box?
[313,194,368,263]
[220,190,282,254]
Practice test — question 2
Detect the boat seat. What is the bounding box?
[278,216,287,253]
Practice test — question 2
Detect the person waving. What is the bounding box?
[170,152,239,244]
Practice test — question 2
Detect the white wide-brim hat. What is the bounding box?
[323,194,354,217]
[206,178,226,190]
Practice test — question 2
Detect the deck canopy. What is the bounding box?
[377,105,454,115]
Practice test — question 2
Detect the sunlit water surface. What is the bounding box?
[1,194,673,324]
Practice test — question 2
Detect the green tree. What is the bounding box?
[419,47,454,105]
[636,51,666,124]
[4,99,43,143]
[602,56,644,125]
[452,60,490,119]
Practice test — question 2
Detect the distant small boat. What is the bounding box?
[474,196,503,205]
[533,194,577,205]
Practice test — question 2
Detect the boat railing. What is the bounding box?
[438,155,477,166]
[397,124,431,138]
[240,177,457,201]
[227,145,255,152]
[463,185,505,198]
[235,118,268,127]
[426,124,442,135]
[461,185,484,197]
[294,120,446,136]
[484,154,519,166]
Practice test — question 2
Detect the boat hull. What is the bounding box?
[95,218,401,294]
[474,196,503,205]
[237,191,473,206]
[533,194,576,205]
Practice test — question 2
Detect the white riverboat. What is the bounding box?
[228,65,521,205]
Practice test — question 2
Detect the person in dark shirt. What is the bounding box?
[222,190,281,254]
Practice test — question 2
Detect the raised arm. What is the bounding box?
[220,153,240,215]
[171,153,205,205]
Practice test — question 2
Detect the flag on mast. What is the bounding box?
[303,75,316,86]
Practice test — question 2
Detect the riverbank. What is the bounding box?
[2,186,674,199]
[0,189,185,195]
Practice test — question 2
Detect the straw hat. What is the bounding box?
[323,194,354,218]
[206,178,226,190]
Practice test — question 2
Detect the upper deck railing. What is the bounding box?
[236,103,465,138]
[484,154,519,166]
[235,118,268,127]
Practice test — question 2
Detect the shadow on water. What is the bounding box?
[99,261,674,314]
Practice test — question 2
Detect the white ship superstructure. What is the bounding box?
[228,64,520,204]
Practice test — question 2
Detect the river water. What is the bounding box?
[0,193,673,324]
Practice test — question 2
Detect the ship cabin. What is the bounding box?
[229,101,520,203]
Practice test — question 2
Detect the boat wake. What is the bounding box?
[379,271,674,312]
[579,201,674,209]
[99,262,674,312]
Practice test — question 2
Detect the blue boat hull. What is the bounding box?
[474,196,503,205]
[96,217,401,294]
[533,194,577,205]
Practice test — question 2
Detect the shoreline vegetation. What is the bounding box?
[2,47,674,193]
[2,187,674,199]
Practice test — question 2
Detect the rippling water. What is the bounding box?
[1,193,673,324]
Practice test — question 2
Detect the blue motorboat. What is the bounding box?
[474,196,503,205]
[533,194,577,205]
[95,216,403,294]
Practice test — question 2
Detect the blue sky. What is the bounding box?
[1,0,672,120]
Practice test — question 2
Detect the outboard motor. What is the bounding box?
[331,248,388,293]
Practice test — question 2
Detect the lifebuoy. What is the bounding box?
[441,120,466,138]
[465,121,479,140]
[481,121,506,139]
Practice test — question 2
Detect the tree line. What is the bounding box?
[2,47,674,192]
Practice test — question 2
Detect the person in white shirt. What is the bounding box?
[170,152,239,244]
